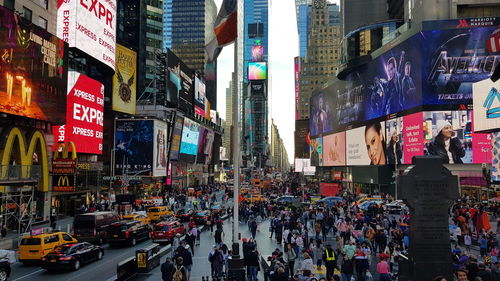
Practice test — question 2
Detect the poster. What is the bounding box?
[169,116,184,161]
[473,78,500,132]
[492,132,500,182]
[114,120,153,176]
[403,112,424,164]
[179,118,200,156]
[112,44,137,115]
[347,121,386,165]
[323,132,346,166]
[153,120,168,177]
[310,137,323,167]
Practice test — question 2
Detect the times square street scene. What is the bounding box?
[1,0,500,281]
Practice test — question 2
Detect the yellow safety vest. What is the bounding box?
[325,249,335,261]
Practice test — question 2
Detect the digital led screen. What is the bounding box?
[179,118,200,156]
[346,121,386,165]
[114,120,153,176]
[153,120,168,177]
[169,116,184,161]
[323,132,346,166]
[0,7,68,122]
[57,0,116,69]
[251,45,264,62]
[310,137,323,167]
[248,62,267,80]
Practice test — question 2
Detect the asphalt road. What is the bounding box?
[9,192,230,281]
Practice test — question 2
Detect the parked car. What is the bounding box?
[19,232,78,264]
[176,209,195,222]
[358,200,384,211]
[0,259,11,281]
[274,195,296,204]
[146,206,173,222]
[106,220,150,247]
[73,212,120,244]
[41,242,103,271]
[150,220,186,244]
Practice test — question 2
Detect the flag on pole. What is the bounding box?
[205,0,237,62]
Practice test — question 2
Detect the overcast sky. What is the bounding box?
[214,0,299,164]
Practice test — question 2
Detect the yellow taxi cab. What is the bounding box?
[245,195,267,203]
[352,196,383,207]
[19,232,78,264]
[147,206,173,221]
[123,212,150,225]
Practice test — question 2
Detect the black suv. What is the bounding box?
[106,221,150,247]
[0,258,11,281]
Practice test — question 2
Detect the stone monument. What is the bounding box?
[397,156,459,281]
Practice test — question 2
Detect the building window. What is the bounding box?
[38,17,47,30]
[4,0,15,10]
[22,7,32,22]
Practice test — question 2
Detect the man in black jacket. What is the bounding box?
[245,246,260,281]
[161,258,174,281]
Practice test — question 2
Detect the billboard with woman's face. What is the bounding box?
[347,121,386,165]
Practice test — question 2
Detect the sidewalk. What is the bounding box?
[0,216,74,250]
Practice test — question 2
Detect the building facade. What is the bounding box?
[297,0,341,120]
[163,0,217,74]
[0,0,56,34]
[271,120,290,172]
[340,0,390,36]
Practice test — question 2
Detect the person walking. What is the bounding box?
[161,258,174,281]
[340,255,354,281]
[245,245,260,281]
[171,257,187,281]
[214,227,224,247]
[250,219,258,239]
[301,252,315,273]
[322,244,337,281]
[285,243,297,276]
[377,257,391,281]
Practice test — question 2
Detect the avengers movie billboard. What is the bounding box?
[310,20,500,137]
[0,7,68,122]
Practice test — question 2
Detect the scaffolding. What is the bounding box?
[0,165,40,239]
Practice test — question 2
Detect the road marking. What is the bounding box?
[12,269,45,281]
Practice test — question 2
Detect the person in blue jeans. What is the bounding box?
[245,245,260,281]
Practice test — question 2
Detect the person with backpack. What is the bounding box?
[172,257,187,281]
[161,258,174,281]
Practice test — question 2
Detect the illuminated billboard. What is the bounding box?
[165,49,194,112]
[248,62,267,80]
[311,20,500,134]
[60,72,104,154]
[473,78,500,132]
[197,127,214,164]
[346,121,386,166]
[169,116,184,161]
[57,0,117,69]
[114,119,153,176]
[194,75,206,117]
[323,132,346,166]
[179,118,200,156]
[294,119,310,159]
[295,57,300,120]
[112,44,137,115]
[0,7,67,122]
[251,45,264,62]
[423,110,491,164]
[153,120,168,177]
[310,137,323,166]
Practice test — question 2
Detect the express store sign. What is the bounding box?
[57,0,116,69]
[54,72,104,154]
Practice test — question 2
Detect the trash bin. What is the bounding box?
[136,243,161,273]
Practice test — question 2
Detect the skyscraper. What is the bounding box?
[117,0,163,104]
[297,0,341,119]
[163,0,217,74]
[340,0,390,36]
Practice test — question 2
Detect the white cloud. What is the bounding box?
[215,0,298,164]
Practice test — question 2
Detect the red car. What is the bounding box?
[150,220,186,244]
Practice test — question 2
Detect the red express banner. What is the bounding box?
[65,71,104,154]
